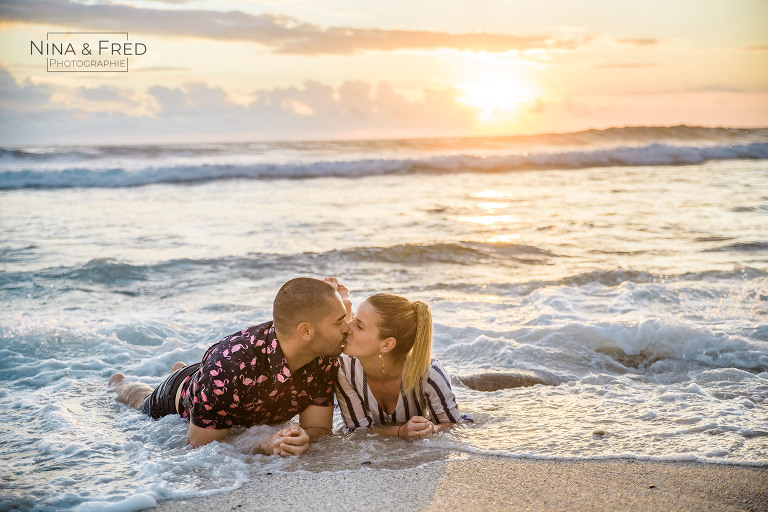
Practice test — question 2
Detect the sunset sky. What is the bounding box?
[1,0,767,145]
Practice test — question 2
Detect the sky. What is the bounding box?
[0,0,767,145]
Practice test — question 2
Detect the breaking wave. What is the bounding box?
[1,141,767,189]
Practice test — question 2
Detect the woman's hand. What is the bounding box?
[324,277,352,319]
[397,416,437,440]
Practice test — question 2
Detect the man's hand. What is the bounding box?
[262,424,310,456]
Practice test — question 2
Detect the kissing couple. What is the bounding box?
[109,277,468,455]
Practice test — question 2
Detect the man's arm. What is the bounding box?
[187,423,230,447]
[299,404,334,441]
[188,422,308,456]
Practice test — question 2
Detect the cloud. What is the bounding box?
[0,67,480,144]
[148,82,246,119]
[0,0,300,44]
[617,84,768,95]
[272,28,558,55]
[75,84,135,103]
[0,67,52,111]
[594,62,662,69]
[133,66,190,72]
[0,0,587,54]
[616,38,659,46]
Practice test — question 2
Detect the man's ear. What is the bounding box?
[380,337,397,354]
[297,321,314,341]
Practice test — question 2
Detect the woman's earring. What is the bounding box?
[379,353,386,374]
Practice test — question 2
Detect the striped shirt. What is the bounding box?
[335,353,462,429]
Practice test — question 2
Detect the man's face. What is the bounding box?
[308,293,349,357]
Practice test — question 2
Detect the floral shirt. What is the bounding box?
[179,321,338,429]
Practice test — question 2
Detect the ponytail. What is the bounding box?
[367,294,433,392]
[402,301,432,392]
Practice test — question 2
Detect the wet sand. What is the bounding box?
[151,454,768,512]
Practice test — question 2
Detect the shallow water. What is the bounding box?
[1,127,767,511]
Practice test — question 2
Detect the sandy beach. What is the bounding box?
[153,454,768,512]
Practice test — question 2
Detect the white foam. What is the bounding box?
[73,494,157,512]
[2,142,766,189]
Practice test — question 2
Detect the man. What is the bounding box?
[109,277,350,456]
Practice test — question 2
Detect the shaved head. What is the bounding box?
[273,277,338,334]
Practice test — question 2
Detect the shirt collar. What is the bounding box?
[268,329,324,389]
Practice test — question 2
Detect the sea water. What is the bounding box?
[1,126,767,511]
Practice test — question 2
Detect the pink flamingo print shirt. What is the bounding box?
[179,321,338,429]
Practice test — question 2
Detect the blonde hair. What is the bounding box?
[367,294,433,392]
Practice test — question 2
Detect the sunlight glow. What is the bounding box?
[473,190,513,199]
[457,78,537,122]
[477,202,510,210]
[459,214,518,226]
[487,234,521,243]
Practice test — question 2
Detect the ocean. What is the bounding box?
[1,126,767,511]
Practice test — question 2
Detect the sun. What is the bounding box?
[457,78,537,122]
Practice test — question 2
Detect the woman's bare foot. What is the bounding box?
[171,362,186,372]
[109,373,153,409]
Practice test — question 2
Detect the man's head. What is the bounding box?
[273,277,349,357]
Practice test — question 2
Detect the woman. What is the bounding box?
[334,290,468,439]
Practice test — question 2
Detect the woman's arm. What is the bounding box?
[365,416,442,439]
[364,424,402,437]
[324,277,353,321]
[424,359,463,424]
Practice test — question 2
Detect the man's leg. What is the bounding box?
[108,374,153,409]
[108,361,186,409]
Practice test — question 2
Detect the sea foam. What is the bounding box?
[1,142,766,189]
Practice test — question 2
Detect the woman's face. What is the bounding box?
[342,299,384,359]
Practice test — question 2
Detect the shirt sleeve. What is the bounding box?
[334,356,372,430]
[187,336,247,429]
[423,359,461,424]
